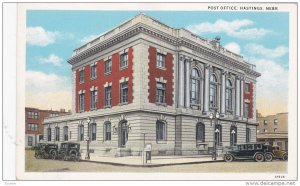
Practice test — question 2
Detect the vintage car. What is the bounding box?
[51,142,81,161]
[223,143,274,162]
[34,143,58,159]
[272,146,288,161]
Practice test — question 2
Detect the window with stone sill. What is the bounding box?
[78,125,84,141]
[78,93,84,112]
[156,53,165,68]
[190,68,200,106]
[90,90,98,110]
[156,121,166,141]
[79,69,84,83]
[105,59,112,74]
[120,82,128,104]
[55,127,60,142]
[225,79,233,111]
[209,74,218,108]
[90,65,97,79]
[104,123,111,141]
[63,126,68,141]
[196,123,205,143]
[90,123,97,141]
[105,86,112,107]
[156,82,166,104]
[120,52,128,69]
[47,128,51,141]
[245,83,250,93]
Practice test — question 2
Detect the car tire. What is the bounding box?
[51,151,57,160]
[70,153,77,162]
[224,154,234,162]
[254,153,265,162]
[265,153,273,162]
[282,154,288,161]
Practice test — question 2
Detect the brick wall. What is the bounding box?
[75,47,133,112]
[244,82,254,118]
[148,46,174,106]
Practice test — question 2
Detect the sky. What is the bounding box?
[26,11,289,116]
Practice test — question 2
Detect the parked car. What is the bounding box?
[52,142,81,161]
[223,143,274,162]
[34,143,58,159]
[272,146,288,161]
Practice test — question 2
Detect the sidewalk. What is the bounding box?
[82,154,224,167]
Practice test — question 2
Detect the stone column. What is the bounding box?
[203,64,210,112]
[178,55,185,108]
[221,71,226,115]
[185,58,191,108]
[235,75,240,117]
[240,77,244,117]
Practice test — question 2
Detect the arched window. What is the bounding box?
[119,121,128,147]
[190,68,201,106]
[230,126,237,146]
[246,128,251,143]
[225,79,233,111]
[78,124,84,141]
[63,126,68,141]
[215,124,222,145]
[209,74,218,108]
[156,121,166,141]
[104,122,111,141]
[47,127,51,142]
[196,123,205,143]
[90,123,97,141]
[55,127,60,142]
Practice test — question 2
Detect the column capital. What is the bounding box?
[179,54,185,61]
[205,63,213,70]
[221,70,228,75]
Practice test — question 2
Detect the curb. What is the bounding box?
[81,159,224,167]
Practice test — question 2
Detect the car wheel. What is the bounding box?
[282,154,288,161]
[51,151,57,160]
[70,153,77,162]
[224,154,234,162]
[255,153,265,162]
[265,153,273,162]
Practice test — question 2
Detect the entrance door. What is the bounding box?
[119,121,128,147]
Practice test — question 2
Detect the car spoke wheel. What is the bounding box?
[224,154,233,162]
[265,154,273,162]
[70,153,77,162]
[282,154,288,161]
[255,153,264,162]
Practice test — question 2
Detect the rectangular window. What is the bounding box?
[79,93,84,112]
[156,53,165,68]
[156,82,166,103]
[27,124,38,131]
[245,83,250,92]
[105,123,111,141]
[90,90,98,110]
[120,82,128,103]
[55,127,60,141]
[105,59,112,74]
[28,111,38,119]
[47,128,51,141]
[63,127,68,141]
[105,86,112,106]
[90,124,97,141]
[156,122,166,141]
[79,69,84,83]
[244,102,249,118]
[90,65,97,79]
[246,128,251,143]
[79,125,84,141]
[28,136,33,146]
[120,52,128,69]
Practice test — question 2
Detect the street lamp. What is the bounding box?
[231,129,236,145]
[85,117,91,160]
[209,110,220,161]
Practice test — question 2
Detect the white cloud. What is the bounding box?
[80,34,99,44]
[245,43,288,59]
[224,42,241,54]
[253,58,288,115]
[26,70,71,110]
[186,19,270,39]
[26,27,59,47]
[39,54,63,66]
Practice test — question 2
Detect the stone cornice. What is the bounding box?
[68,23,260,78]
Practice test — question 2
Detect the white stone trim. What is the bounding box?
[90,86,98,91]
[79,67,85,71]
[78,90,86,94]
[244,99,250,103]
[90,61,98,67]
[105,56,112,61]
[119,77,129,83]
[119,48,129,55]
[104,82,113,87]
[155,77,167,83]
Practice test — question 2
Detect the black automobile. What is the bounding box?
[34,143,58,159]
[52,142,81,161]
[223,143,274,162]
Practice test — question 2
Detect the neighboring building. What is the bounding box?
[44,14,260,156]
[25,107,69,148]
[257,113,288,151]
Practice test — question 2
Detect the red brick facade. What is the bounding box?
[148,46,174,106]
[75,47,133,112]
[244,82,254,118]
